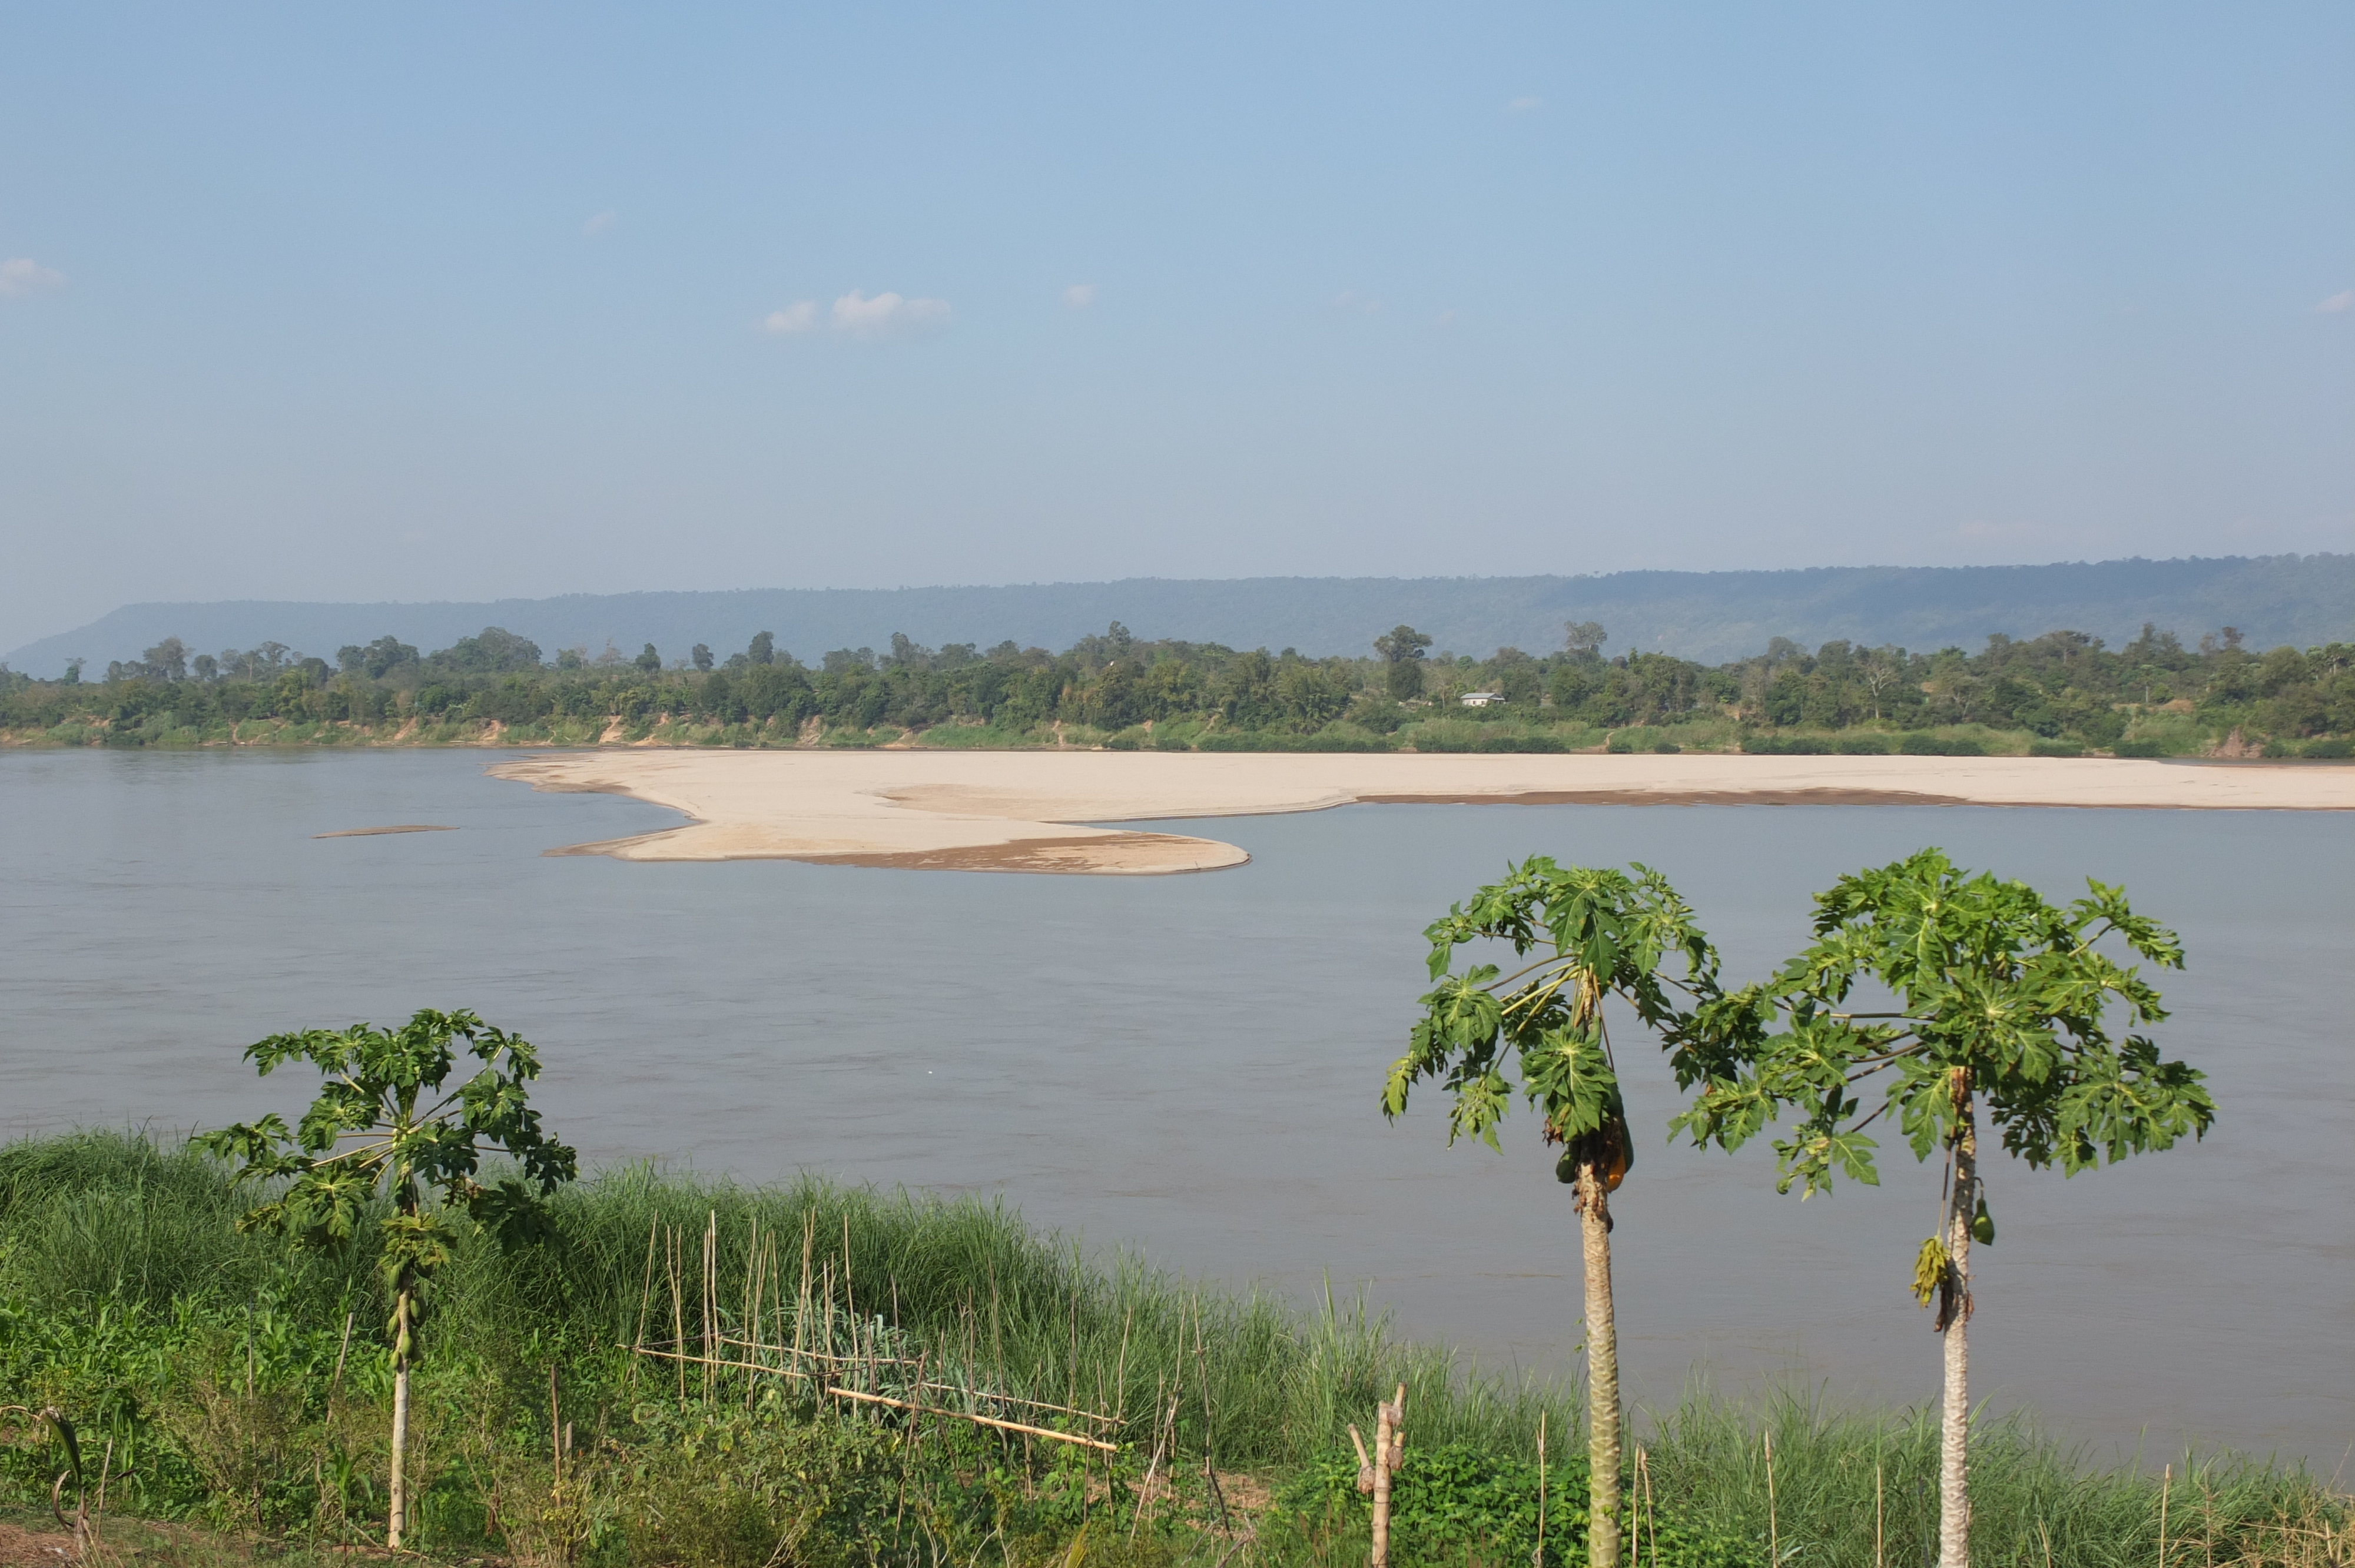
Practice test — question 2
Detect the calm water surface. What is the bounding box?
[3,749,2349,1465]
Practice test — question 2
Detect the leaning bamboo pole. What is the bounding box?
[631,1214,1125,1455]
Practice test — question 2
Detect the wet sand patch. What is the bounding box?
[313,824,459,838]
[1359,787,1973,808]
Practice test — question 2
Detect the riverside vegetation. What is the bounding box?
[5,853,2347,1567]
[4,617,2352,759]
[4,1135,2344,1568]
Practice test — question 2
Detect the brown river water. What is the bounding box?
[3,749,2349,1467]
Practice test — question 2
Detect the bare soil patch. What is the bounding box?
[799,832,1245,875]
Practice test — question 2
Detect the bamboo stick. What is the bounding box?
[704,1210,718,1404]
[796,1209,814,1373]
[634,1220,658,1353]
[669,1226,686,1402]
[628,1344,1120,1425]
[1638,1444,1657,1568]
[625,1341,1115,1451]
[822,1385,1117,1451]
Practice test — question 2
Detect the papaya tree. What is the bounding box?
[1382,858,1719,1568]
[1670,849,2213,1568]
[198,1009,577,1549]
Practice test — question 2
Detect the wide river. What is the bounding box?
[4,749,2348,1466]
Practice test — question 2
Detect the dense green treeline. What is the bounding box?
[4,617,2351,758]
[4,1132,2339,1567]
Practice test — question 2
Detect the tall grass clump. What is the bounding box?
[1644,1386,2349,1568]
[0,1131,370,1314]
[455,1160,1577,1464]
[2,1134,1573,1467]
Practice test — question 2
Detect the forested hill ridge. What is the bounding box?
[8,553,2354,676]
[5,615,2350,759]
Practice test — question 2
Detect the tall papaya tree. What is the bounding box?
[198,1009,577,1549]
[1382,858,1719,1568]
[1670,850,2214,1568]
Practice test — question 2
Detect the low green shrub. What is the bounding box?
[1265,1441,1752,1568]
[1189,731,1395,752]
[1899,733,1986,756]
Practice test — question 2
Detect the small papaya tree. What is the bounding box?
[1382,858,1719,1568]
[1671,850,2214,1568]
[198,1008,577,1549]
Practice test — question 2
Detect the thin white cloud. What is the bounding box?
[1434,308,1458,327]
[1504,95,1543,114]
[761,301,820,335]
[1063,283,1097,310]
[1334,290,1381,315]
[762,291,951,340]
[0,258,67,297]
[582,210,619,237]
[830,289,950,338]
[2317,290,2354,315]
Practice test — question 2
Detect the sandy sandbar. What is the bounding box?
[485,750,2355,875]
[313,824,460,839]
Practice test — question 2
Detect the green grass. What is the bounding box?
[1,1132,2343,1566]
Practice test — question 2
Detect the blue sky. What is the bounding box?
[1,2,2349,647]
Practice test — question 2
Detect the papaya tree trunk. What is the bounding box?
[1579,1161,1622,1568]
[389,1288,412,1550]
[1938,1094,1976,1568]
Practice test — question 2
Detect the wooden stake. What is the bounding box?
[1371,1387,1402,1568]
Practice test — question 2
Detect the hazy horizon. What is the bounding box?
[15,553,2353,676]
[4,4,2349,649]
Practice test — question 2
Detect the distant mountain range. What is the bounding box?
[9,554,2353,677]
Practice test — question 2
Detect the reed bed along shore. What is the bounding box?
[1,1131,2343,1567]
